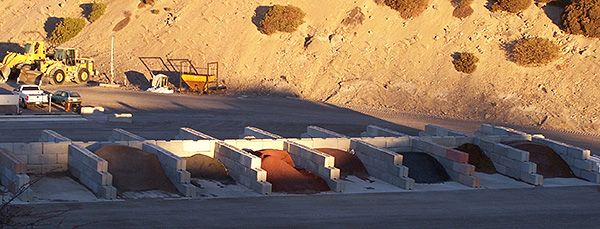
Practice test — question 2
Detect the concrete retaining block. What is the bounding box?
[304,126,347,138]
[520,172,543,185]
[214,141,271,194]
[458,174,481,188]
[0,148,33,201]
[142,143,194,197]
[361,125,409,137]
[176,127,217,140]
[40,129,72,143]
[111,129,145,142]
[241,126,283,139]
[68,144,115,199]
[580,170,600,183]
[80,106,105,115]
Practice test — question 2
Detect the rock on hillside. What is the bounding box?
[0,0,599,133]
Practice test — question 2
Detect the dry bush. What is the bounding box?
[259,5,305,35]
[88,3,107,23]
[512,37,560,66]
[562,0,600,38]
[453,52,479,73]
[142,0,155,5]
[453,0,475,18]
[491,0,533,13]
[151,9,160,14]
[341,7,366,27]
[383,0,430,19]
[49,17,86,44]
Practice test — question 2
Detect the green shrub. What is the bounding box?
[453,52,479,73]
[383,0,429,19]
[88,3,107,23]
[512,37,560,66]
[49,17,86,44]
[260,5,306,35]
[562,0,600,38]
[491,0,532,13]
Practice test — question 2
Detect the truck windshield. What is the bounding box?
[25,43,33,54]
[22,87,39,91]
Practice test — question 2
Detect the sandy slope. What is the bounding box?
[0,0,599,133]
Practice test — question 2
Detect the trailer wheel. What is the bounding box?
[76,68,90,83]
[50,69,65,85]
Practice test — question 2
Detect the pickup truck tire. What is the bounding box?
[50,69,66,85]
[76,69,90,84]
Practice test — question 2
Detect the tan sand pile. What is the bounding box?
[94,145,178,194]
[314,148,369,180]
[183,154,235,184]
[256,149,330,194]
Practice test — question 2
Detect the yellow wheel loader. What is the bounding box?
[0,41,96,85]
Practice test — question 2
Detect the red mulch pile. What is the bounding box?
[455,143,497,174]
[94,145,178,194]
[315,148,370,180]
[256,149,330,194]
[503,141,575,178]
[183,154,235,185]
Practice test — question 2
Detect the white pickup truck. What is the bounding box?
[12,85,49,109]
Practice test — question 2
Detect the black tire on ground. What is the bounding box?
[50,69,66,85]
[76,68,90,83]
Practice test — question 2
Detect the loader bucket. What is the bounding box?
[18,70,45,85]
[0,65,9,83]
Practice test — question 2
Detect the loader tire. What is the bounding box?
[76,68,90,83]
[50,69,65,85]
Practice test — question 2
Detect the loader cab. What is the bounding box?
[54,48,77,66]
[23,41,45,59]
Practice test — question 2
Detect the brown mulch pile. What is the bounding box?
[503,141,575,178]
[183,154,235,185]
[314,148,370,180]
[455,143,497,174]
[256,149,330,194]
[94,145,178,194]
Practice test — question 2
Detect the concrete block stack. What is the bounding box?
[302,126,348,138]
[154,140,215,158]
[39,129,72,143]
[175,127,217,140]
[110,128,146,142]
[68,144,116,199]
[241,126,283,139]
[420,125,470,137]
[357,136,413,152]
[0,148,33,201]
[350,140,414,189]
[474,124,532,142]
[284,141,345,192]
[412,139,481,187]
[214,141,271,194]
[142,143,195,197]
[360,125,409,137]
[0,142,70,174]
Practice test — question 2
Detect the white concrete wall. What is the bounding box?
[240,126,283,139]
[214,141,271,194]
[360,125,409,137]
[0,148,32,201]
[175,127,217,140]
[142,143,195,197]
[68,144,116,199]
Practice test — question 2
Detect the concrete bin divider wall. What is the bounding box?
[176,127,217,140]
[360,125,409,137]
[355,136,413,152]
[349,139,415,190]
[302,126,347,139]
[531,136,600,183]
[283,141,345,192]
[40,129,72,143]
[110,129,146,142]
[214,141,271,194]
[240,126,283,139]
[154,140,215,158]
[68,144,116,199]
[412,139,481,188]
[0,141,70,174]
[420,125,470,137]
[0,148,33,202]
[142,143,195,197]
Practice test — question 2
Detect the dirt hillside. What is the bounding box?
[0,0,598,133]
